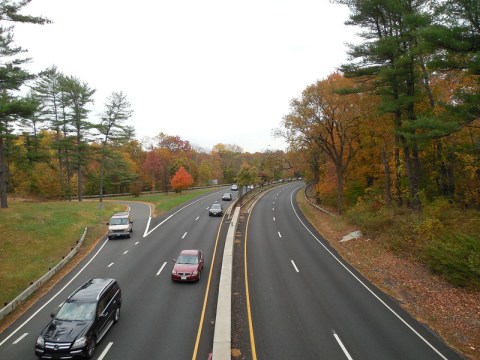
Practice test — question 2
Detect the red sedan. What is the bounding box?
[171,249,204,282]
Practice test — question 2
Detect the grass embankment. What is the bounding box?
[0,188,215,308]
[0,199,122,307]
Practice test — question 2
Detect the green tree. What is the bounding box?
[0,0,49,208]
[334,0,434,210]
[236,162,259,197]
[97,91,133,201]
[60,75,95,201]
[31,66,68,196]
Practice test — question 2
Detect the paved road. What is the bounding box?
[244,183,464,360]
[0,188,235,360]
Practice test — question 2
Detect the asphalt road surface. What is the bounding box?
[242,183,464,360]
[0,188,234,360]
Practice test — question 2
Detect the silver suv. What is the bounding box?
[107,212,133,239]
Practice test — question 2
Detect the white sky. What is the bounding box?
[14,0,357,153]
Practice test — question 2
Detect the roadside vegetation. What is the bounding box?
[0,189,215,309]
[345,198,480,290]
[297,192,480,359]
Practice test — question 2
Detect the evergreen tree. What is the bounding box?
[334,0,434,210]
[59,75,95,201]
[0,0,49,208]
[97,91,133,201]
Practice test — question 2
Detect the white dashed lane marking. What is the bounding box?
[13,333,28,345]
[97,342,114,360]
[156,262,167,276]
[291,260,299,273]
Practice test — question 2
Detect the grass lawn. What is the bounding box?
[112,188,215,215]
[0,188,217,308]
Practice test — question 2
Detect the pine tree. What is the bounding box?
[0,1,49,208]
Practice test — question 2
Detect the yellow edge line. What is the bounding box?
[192,212,225,360]
[245,210,258,359]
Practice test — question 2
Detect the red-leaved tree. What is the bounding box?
[170,166,194,193]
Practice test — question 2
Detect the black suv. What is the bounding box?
[35,278,122,359]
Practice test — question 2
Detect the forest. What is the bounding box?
[0,1,479,289]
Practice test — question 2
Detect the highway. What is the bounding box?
[0,183,466,360]
[0,188,233,360]
[243,183,464,360]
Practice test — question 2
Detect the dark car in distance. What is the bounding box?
[208,203,223,216]
[222,193,232,201]
[171,249,204,281]
[35,278,122,359]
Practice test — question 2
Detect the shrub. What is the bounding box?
[424,233,480,289]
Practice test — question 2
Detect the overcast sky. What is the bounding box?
[14,0,357,153]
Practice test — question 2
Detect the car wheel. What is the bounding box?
[127,234,131,238]
[86,337,96,359]
[114,306,120,323]
[108,236,112,240]
[197,271,201,281]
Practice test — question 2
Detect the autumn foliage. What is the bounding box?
[170,167,194,193]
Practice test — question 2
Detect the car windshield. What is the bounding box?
[223,193,230,197]
[177,255,198,264]
[56,301,96,321]
[110,218,128,225]
[211,204,221,210]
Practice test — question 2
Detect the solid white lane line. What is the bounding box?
[182,232,188,239]
[12,333,28,345]
[123,251,128,254]
[144,191,223,237]
[289,187,449,360]
[278,232,282,238]
[143,216,152,237]
[333,331,353,360]
[0,239,109,347]
[291,260,299,273]
[156,262,167,276]
[97,342,114,360]
[108,262,114,267]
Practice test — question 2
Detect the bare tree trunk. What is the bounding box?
[0,137,7,208]
[336,162,344,215]
[381,145,392,207]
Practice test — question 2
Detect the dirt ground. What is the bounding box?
[298,195,480,360]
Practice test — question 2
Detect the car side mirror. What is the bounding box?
[172,259,177,263]
[106,222,109,225]
[200,258,204,263]
[50,312,55,318]
[130,221,133,224]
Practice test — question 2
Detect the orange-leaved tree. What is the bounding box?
[170,166,194,193]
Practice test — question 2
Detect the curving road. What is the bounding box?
[0,188,235,360]
[243,183,464,360]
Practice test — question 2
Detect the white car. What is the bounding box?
[231,184,238,191]
[107,212,133,239]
